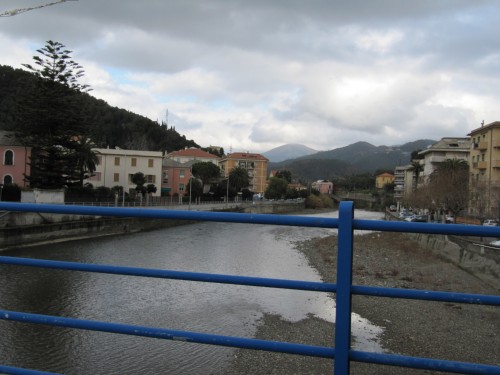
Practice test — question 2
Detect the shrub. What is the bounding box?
[319,194,334,208]
[305,194,323,209]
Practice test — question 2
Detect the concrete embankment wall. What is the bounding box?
[243,201,305,214]
[411,233,500,290]
[0,202,305,250]
[385,211,500,289]
[0,216,196,251]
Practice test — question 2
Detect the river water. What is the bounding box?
[0,209,384,374]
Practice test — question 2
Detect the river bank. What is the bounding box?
[223,231,499,374]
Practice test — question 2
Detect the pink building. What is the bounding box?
[161,158,193,198]
[162,148,220,198]
[312,180,333,195]
[0,131,31,187]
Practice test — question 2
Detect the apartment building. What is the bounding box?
[162,148,221,197]
[393,164,414,200]
[468,121,500,218]
[87,148,163,196]
[418,137,471,182]
[219,152,268,194]
[161,158,193,197]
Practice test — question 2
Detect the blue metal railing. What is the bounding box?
[0,201,499,375]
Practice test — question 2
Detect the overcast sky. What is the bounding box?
[1,1,499,153]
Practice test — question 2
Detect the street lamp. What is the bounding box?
[189,169,193,210]
[226,173,229,208]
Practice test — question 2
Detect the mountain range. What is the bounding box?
[262,143,318,163]
[265,139,436,181]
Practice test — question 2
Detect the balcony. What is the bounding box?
[492,159,500,168]
[477,161,488,169]
[477,141,488,150]
[493,139,500,148]
[428,155,446,163]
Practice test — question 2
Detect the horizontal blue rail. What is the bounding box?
[0,201,499,375]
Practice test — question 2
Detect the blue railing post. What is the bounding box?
[334,201,355,374]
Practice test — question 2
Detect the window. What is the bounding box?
[114,173,119,182]
[146,175,156,183]
[3,175,13,185]
[97,156,102,165]
[163,171,168,183]
[179,183,185,191]
[180,169,185,178]
[131,158,137,167]
[148,159,154,168]
[4,150,13,165]
[114,157,120,166]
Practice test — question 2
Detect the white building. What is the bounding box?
[418,137,471,182]
[86,147,163,196]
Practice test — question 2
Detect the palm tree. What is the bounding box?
[409,160,424,191]
[69,135,99,188]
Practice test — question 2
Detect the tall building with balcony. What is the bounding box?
[219,152,268,194]
[393,164,413,201]
[418,137,471,182]
[468,121,500,219]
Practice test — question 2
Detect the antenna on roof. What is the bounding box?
[481,120,484,127]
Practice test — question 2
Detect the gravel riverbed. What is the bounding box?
[223,231,499,374]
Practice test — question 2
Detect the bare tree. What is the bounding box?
[1,0,77,17]
[429,159,469,217]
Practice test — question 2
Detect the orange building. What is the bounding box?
[375,172,395,189]
[219,152,268,194]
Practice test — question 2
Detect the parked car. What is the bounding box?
[405,214,428,222]
[399,211,413,219]
[483,219,498,226]
[389,205,397,212]
[445,215,455,223]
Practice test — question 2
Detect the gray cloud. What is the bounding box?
[1,0,499,152]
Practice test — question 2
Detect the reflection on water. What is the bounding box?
[0,209,384,374]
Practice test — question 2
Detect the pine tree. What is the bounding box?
[18,40,93,189]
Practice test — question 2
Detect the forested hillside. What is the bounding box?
[0,65,198,152]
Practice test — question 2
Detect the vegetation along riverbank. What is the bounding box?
[223,231,499,374]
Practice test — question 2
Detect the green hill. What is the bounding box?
[0,65,198,152]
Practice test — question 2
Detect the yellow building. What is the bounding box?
[375,172,395,189]
[219,152,268,194]
[468,121,500,219]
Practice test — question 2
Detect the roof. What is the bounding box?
[168,148,219,159]
[222,152,268,161]
[376,172,394,178]
[419,137,471,155]
[93,147,163,157]
[468,121,500,136]
[162,158,198,168]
